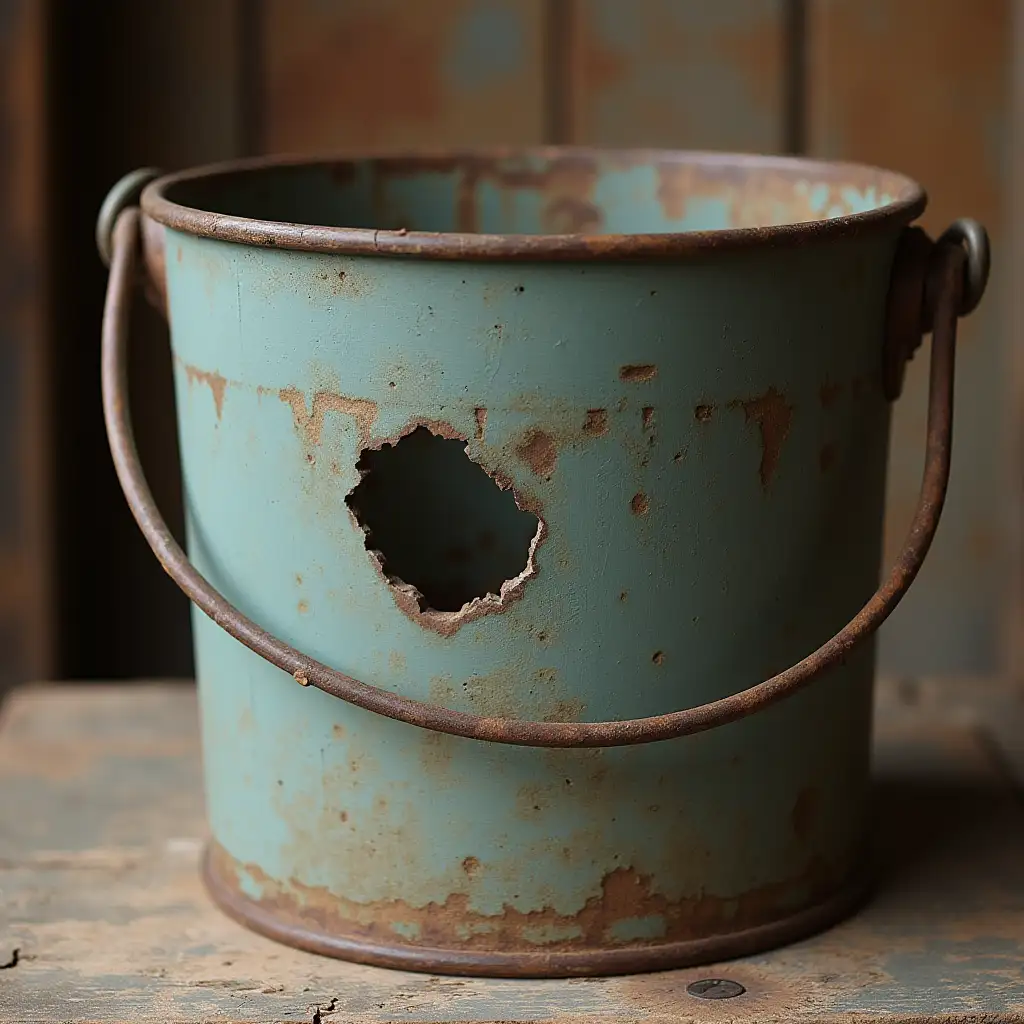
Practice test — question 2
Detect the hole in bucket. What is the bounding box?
[346,427,542,615]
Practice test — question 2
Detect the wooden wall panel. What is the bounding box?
[0,0,49,689]
[564,0,789,150]
[48,0,246,681]
[808,0,1012,674]
[262,0,547,153]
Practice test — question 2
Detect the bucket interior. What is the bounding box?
[160,151,918,237]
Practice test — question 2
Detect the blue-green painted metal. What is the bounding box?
[132,152,926,974]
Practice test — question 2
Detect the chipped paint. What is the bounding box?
[514,429,557,479]
[619,364,657,383]
[279,386,379,448]
[582,409,609,435]
[183,363,228,420]
[731,387,794,489]
[630,493,650,516]
[211,842,845,957]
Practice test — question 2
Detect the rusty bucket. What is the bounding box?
[97,150,988,977]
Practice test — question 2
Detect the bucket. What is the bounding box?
[98,149,988,978]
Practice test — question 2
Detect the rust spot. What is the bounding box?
[183,364,228,419]
[339,811,348,823]
[297,599,310,614]
[694,404,714,423]
[819,380,842,409]
[295,574,303,585]
[582,409,608,436]
[388,651,406,672]
[461,856,480,877]
[641,406,655,430]
[619,364,657,383]
[514,429,557,479]
[819,442,837,473]
[279,386,379,449]
[630,493,650,516]
[332,723,346,739]
[652,651,665,665]
[543,699,585,723]
[216,842,843,954]
[473,407,487,440]
[791,787,819,844]
[619,591,628,602]
[730,387,794,489]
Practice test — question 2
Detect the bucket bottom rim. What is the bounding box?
[201,843,870,979]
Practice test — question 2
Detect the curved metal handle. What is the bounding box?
[101,204,985,748]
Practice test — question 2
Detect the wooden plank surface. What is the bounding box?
[262,0,547,153]
[563,0,789,150]
[806,0,1012,676]
[1,679,1024,1022]
[0,0,50,690]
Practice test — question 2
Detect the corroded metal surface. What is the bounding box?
[139,149,925,260]
[3,681,1024,1020]
[99,149,983,973]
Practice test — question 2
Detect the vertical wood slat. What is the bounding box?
[48,0,246,682]
[562,0,790,151]
[261,0,547,153]
[807,0,1011,675]
[1012,0,1024,683]
[0,0,50,688]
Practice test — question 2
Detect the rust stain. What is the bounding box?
[630,493,650,516]
[297,599,310,614]
[819,442,838,474]
[730,387,794,489]
[641,406,655,430]
[619,364,657,383]
[619,591,628,602]
[652,651,665,666]
[819,380,843,409]
[217,842,842,954]
[543,699,586,723]
[582,409,608,436]
[791,787,819,845]
[331,723,345,739]
[183,364,228,420]
[279,386,379,448]
[694,403,714,423]
[461,856,480,878]
[514,429,557,479]
[473,407,487,440]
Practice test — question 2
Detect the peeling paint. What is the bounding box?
[619,364,657,383]
[279,386,379,448]
[730,387,794,489]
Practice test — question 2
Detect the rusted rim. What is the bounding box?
[140,147,926,261]
[201,842,870,978]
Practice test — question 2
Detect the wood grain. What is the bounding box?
[563,0,789,150]
[807,0,1012,676]
[0,0,49,690]
[1,680,1023,1021]
[262,0,546,153]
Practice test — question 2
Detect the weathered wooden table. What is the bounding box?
[2,678,1023,1023]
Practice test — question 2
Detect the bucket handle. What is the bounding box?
[100,189,988,748]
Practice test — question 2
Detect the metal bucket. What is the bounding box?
[98,149,988,978]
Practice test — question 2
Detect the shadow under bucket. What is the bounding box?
[98,148,987,977]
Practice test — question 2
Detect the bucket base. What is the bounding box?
[202,843,870,978]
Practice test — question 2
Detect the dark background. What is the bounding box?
[0,0,1018,690]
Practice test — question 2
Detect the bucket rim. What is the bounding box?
[141,146,927,261]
